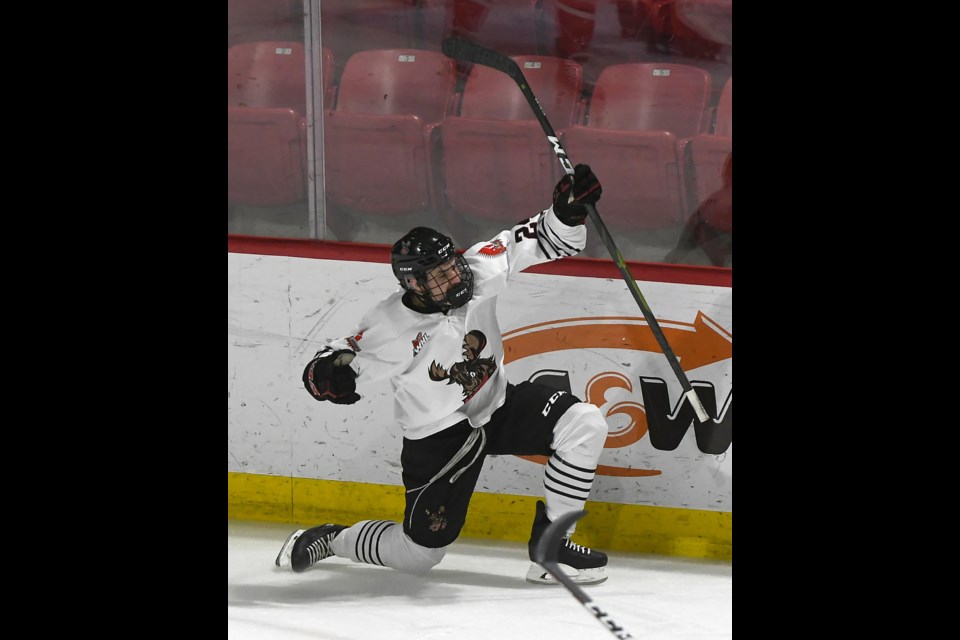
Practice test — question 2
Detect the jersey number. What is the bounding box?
[514,221,537,243]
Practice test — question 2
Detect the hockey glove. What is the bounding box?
[552,163,602,226]
[302,349,360,405]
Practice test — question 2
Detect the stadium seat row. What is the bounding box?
[228,0,733,65]
[228,43,731,238]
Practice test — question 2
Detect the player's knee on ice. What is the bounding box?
[331,520,447,574]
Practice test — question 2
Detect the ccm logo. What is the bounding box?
[541,390,567,417]
[546,136,574,173]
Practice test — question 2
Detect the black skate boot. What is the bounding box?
[526,500,607,585]
[274,524,347,573]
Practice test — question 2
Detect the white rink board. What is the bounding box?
[228,252,732,512]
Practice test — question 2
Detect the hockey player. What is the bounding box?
[276,165,610,585]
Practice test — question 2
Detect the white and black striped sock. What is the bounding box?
[543,402,608,532]
[543,451,597,521]
[331,519,447,574]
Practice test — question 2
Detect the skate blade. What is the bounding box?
[274,529,305,568]
[525,562,608,585]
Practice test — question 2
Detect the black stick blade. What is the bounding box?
[534,509,587,563]
[441,37,522,78]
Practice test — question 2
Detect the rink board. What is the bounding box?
[228,239,732,562]
[228,472,731,560]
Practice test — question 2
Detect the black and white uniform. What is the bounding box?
[317,206,609,574]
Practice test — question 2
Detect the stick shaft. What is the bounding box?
[540,562,635,639]
[533,511,636,640]
[442,38,709,422]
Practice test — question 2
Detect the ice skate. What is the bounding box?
[275,524,347,572]
[526,500,607,585]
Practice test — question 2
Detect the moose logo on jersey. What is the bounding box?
[428,330,497,401]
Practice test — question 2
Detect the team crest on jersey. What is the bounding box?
[412,331,430,356]
[428,330,497,401]
[477,239,506,256]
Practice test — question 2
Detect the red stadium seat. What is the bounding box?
[228,41,307,113]
[558,62,712,238]
[323,110,438,217]
[562,128,683,230]
[323,49,457,231]
[228,107,308,206]
[437,56,584,232]
[331,48,454,121]
[227,42,334,206]
[320,0,449,79]
[228,42,335,109]
[714,76,731,136]
[586,62,712,138]
[458,55,583,124]
[682,134,731,217]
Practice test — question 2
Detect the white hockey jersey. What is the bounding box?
[317,205,586,440]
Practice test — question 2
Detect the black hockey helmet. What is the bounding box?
[391,227,474,310]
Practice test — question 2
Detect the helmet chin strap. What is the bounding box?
[403,282,471,314]
[403,289,447,314]
[443,281,472,308]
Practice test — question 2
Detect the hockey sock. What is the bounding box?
[543,402,607,534]
[330,519,447,574]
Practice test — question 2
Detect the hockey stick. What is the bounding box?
[534,510,634,639]
[441,37,710,423]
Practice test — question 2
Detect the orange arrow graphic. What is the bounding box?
[503,312,731,477]
[502,311,731,371]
